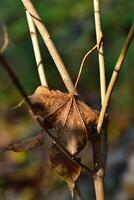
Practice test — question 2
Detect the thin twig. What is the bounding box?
[74,44,97,89]
[0,54,94,177]
[21,0,75,93]
[75,33,103,90]
[0,55,33,111]
[26,10,48,87]
[97,23,134,134]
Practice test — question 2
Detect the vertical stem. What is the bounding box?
[94,177,105,200]
[26,11,48,87]
[91,128,105,200]
[93,0,106,103]
[92,0,106,199]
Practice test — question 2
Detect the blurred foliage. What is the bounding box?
[0,0,134,199]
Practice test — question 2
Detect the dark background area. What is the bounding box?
[0,0,134,199]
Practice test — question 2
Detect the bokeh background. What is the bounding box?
[0,0,134,199]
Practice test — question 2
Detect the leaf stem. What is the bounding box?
[75,44,97,89]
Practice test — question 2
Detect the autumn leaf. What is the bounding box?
[30,86,99,155]
[29,86,99,195]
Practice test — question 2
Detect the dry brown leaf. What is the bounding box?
[49,144,81,197]
[30,86,99,196]
[30,86,99,155]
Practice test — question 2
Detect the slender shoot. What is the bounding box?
[74,44,97,89]
[26,10,48,87]
[93,0,106,103]
[97,23,134,134]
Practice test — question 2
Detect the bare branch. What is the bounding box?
[26,11,48,87]
[21,0,75,93]
[97,23,134,134]
[0,54,33,111]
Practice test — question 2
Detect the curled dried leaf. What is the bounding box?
[30,86,99,196]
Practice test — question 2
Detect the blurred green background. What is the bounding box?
[0,0,134,199]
